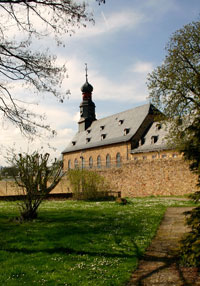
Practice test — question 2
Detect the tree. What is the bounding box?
[9,151,64,221]
[0,0,105,136]
[147,20,200,266]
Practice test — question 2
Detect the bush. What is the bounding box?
[179,206,200,267]
[67,169,111,200]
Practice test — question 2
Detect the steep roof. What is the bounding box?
[62,103,154,154]
[131,121,171,154]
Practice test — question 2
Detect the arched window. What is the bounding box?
[74,158,79,169]
[116,152,121,167]
[106,154,111,168]
[89,156,93,169]
[68,159,71,169]
[97,155,101,169]
[80,157,85,169]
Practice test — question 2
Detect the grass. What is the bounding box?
[0,197,196,286]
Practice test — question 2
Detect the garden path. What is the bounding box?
[128,207,200,286]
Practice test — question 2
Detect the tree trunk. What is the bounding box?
[21,208,38,221]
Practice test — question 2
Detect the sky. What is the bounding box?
[0,0,200,165]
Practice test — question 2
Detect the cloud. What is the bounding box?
[32,104,73,129]
[73,10,145,38]
[72,112,80,123]
[0,95,77,166]
[0,123,75,166]
[92,75,148,103]
[62,57,153,103]
[2,5,146,43]
[0,54,155,166]
[130,61,154,74]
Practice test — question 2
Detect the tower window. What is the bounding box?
[101,134,106,140]
[124,128,130,135]
[118,119,124,125]
[100,125,105,131]
[72,141,76,146]
[151,136,158,144]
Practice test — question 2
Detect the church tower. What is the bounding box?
[78,64,96,132]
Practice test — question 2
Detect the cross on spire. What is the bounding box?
[85,63,88,82]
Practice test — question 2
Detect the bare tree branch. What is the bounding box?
[0,0,105,136]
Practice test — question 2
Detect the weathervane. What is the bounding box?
[85,63,88,82]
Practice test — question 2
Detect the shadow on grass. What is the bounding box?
[1,242,143,260]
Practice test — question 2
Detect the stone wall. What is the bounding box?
[1,156,198,198]
[0,181,20,196]
[0,178,70,196]
[98,157,198,197]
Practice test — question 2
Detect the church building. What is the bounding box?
[62,72,178,171]
[61,70,198,197]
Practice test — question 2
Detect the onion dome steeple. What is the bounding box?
[78,64,96,132]
[81,63,94,100]
[81,81,93,93]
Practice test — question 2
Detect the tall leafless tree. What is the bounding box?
[0,0,105,136]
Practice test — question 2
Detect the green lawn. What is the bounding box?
[0,197,196,286]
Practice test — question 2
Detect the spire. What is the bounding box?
[81,63,93,95]
[85,63,88,82]
[79,64,96,132]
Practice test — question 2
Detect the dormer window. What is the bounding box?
[72,141,76,146]
[118,119,124,125]
[100,125,105,131]
[151,136,158,144]
[87,129,91,134]
[124,128,130,135]
[101,134,106,140]
[86,138,91,143]
[156,123,162,130]
[139,137,145,146]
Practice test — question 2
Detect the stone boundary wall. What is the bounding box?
[0,158,198,197]
[97,158,198,197]
[0,178,70,196]
[0,181,20,196]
